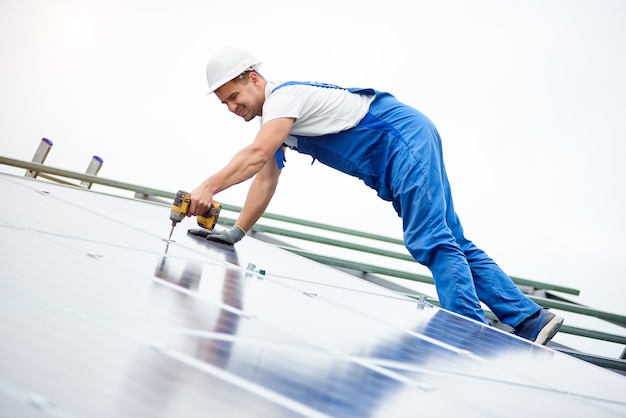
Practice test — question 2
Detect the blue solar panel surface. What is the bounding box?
[1,172,625,417]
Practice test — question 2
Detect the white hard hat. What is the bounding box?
[205,47,262,94]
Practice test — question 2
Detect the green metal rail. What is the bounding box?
[0,156,174,199]
[2,154,625,372]
[220,216,581,296]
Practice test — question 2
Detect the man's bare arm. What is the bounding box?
[189,117,294,215]
[236,149,282,232]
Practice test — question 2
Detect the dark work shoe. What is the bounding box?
[515,308,564,345]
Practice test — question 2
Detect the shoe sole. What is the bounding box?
[535,314,564,345]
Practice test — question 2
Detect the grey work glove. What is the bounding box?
[188,225,246,245]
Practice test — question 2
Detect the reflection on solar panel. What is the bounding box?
[1,172,625,417]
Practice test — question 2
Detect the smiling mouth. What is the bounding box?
[236,106,246,118]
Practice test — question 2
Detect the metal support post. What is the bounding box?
[79,156,104,189]
[25,138,53,178]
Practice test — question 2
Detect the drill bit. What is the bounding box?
[164,222,177,255]
[167,222,176,242]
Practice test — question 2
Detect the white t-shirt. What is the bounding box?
[261,81,374,148]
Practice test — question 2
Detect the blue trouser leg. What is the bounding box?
[456,234,542,328]
[393,128,488,323]
[394,121,540,328]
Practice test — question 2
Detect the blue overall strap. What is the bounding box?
[273,146,286,169]
[271,81,375,96]
[269,81,375,168]
[271,81,346,92]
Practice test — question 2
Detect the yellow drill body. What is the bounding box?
[168,190,221,240]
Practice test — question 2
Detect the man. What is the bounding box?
[188,46,563,345]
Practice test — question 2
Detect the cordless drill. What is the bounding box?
[168,190,222,240]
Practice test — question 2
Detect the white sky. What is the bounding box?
[1,0,625,351]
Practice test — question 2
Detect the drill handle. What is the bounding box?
[197,201,222,230]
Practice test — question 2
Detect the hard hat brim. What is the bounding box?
[206,63,261,95]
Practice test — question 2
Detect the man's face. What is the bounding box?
[214,74,264,122]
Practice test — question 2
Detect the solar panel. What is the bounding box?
[1,172,625,417]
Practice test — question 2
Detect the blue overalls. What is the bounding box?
[272,82,541,327]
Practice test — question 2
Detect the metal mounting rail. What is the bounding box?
[0,156,174,199]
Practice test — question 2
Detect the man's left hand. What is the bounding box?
[188,225,246,245]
